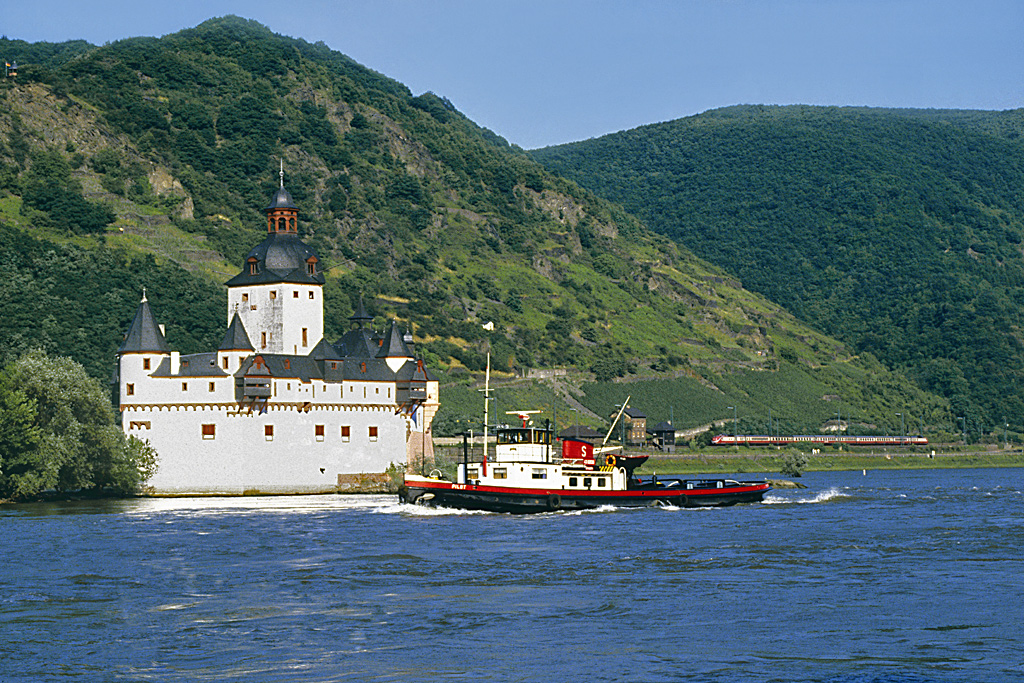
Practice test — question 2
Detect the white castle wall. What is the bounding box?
[125,402,410,495]
[227,284,323,354]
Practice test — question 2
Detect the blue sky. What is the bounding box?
[4,0,1023,149]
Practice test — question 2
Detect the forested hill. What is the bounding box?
[531,105,1024,432]
[0,20,950,436]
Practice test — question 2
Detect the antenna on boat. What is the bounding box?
[506,410,541,428]
[479,352,491,461]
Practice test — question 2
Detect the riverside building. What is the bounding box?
[113,179,438,495]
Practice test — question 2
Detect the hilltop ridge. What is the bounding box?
[0,18,949,435]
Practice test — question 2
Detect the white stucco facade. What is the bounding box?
[114,183,438,495]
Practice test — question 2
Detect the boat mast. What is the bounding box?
[481,352,491,461]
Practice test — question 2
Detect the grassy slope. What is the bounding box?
[531,105,1024,435]
[0,23,950,437]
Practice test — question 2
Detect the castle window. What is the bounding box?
[290,218,296,231]
[143,358,150,371]
[265,425,274,441]
[223,357,229,370]
[126,383,135,396]
[202,424,216,440]
[309,291,314,299]
[302,328,308,347]
[368,426,378,442]
[182,382,188,392]
[242,293,248,302]
[330,362,337,370]
[261,332,267,349]
[284,358,290,370]
[315,424,325,442]
[341,425,350,442]
[278,217,287,232]
[293,291,299,298]
[307,263,315,276]
[209,382,215,392]
[247,258,257,275]
[270,291,277,300]
[129,421,151,430]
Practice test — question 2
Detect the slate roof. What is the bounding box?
[224,232,325,287]
[119,297,170,354]
[349,294,373,326]
[224,185,325,287]
[377,320,412,359]
[395,357,438,382]
[336,326,380,358]
[265,186,298,211]
[218,313,254,351]
[151,353,229,378]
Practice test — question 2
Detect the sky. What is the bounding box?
[4,0,1023,149]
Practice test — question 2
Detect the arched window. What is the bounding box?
[278,217,287,232]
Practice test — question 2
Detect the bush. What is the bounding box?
[780,451,808,477]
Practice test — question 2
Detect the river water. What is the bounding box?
[1,467,1021,682]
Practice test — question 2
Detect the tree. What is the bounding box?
[0,350,156,500]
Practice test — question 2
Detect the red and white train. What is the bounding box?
[711,434,928,447]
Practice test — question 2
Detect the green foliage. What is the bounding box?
[533,105,1024,431]
[780,451,809,477]
[0,20,959,438]
[0,350,156,500]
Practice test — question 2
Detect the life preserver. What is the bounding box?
[547,494,561,510]
[605,454,617,467]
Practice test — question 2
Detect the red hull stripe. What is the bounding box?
[410,480,769,498]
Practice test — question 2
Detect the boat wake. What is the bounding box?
[375,502,496,516]
[763,487,847,505]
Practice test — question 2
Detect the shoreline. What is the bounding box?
[639,448,1024,475]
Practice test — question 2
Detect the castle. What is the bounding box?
[114,177,438,495]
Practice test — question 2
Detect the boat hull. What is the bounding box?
[399,479,771,514]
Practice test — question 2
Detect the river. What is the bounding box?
[1,467,1021,682]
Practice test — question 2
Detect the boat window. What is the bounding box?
[569,477,578,487]
[498,429,552,445]
[584,477,592,488]
[493,468,507,480]
[598,478,606,487]
[467,468,479,480]
[531,468,547,480]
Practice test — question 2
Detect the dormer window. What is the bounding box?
[247,258,258,276]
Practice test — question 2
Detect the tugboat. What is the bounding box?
[400,411,771,513]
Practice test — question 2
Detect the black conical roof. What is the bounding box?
[349,294,373,326]
[377,320,412,359]
[119,296,170,353]
[218,312,254,351]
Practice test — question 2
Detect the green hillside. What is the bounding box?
[0,21,951,438]
[532,105,1024,434]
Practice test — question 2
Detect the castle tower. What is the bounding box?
[224,170,325,355]
[115,291,171,408]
